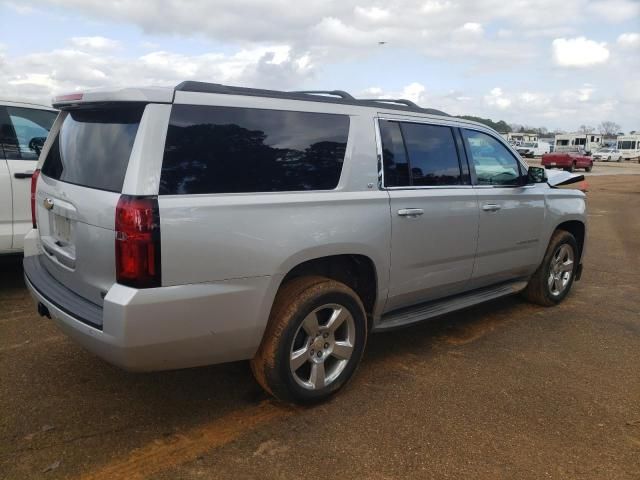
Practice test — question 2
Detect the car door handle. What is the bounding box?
[397,208,424,217]
[482,204,501,212]
[14,171,34,179]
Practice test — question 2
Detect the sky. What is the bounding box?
[0,0,638,132]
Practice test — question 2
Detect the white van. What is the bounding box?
[516,141,551,158]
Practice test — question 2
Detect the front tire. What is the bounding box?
[522,230,579,306]
[251,276,367,404]
[585,165,592,172]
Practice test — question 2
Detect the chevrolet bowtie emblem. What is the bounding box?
[43,198,54,210]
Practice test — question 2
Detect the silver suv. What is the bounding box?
[24,82,587,403]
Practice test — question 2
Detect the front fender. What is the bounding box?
[536,190,587,264]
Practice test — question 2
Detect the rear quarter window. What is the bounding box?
[159,105,350,195]
[42,104,144,192]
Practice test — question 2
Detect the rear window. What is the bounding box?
[42,104,144,192]
[159,105,350,195]
[380,120,462,187]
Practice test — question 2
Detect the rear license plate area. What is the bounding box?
[53,214,72,244]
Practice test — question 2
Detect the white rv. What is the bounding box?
[616,134,640,160]
[505,132,538,146]
[554,133,602,154]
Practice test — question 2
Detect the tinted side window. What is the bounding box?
[401,123,461,186]
[380,120,409,187]
[463,129,522,186]
[160,105,349,195]
[6,107,57,160]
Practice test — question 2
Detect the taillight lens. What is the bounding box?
[31,169,40,228]
[115,195,161,288]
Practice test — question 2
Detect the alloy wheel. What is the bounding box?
[548,244,574,296]
[289,304,356,390]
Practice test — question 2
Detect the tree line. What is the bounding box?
[456,116,629,137]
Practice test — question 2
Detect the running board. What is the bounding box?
[375,280,528,332]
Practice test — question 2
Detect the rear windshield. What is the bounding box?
[159,105,350,195]
[42,104,144,192]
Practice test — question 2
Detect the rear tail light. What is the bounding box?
[31,169,40,228]
[115,195,161,288]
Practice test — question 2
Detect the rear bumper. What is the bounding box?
[24,254,277,371]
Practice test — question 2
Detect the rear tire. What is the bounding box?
[251,276,367,404]
[568,162,575,172]
[522,230,579,306]
[585,165,592,172]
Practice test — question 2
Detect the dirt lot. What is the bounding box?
[1,175,639,480]
[528,157,640,177]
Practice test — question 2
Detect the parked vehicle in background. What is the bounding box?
[592,147,623,162]
[542,148,593,172]
[516,141,551,158]
[1,100,57,254]
[23,82,587,404]
[616,134,640,161]
[554,133,602,155]
[504,132,538,146]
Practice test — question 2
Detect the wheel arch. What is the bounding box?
[276,253,381,328]
[554,220,586,261]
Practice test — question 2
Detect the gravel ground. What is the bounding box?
[1,174,639,480]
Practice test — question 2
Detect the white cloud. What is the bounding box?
[12,0,572,62]
[484,87,512,109]
[421,1,453,14]
[560,84,595,103]
[587,0,640,23]
[459,22,483,35]
[519,91,551,106]
[70,36,120,50]
[354,6,390,22]
[361,86,383,97]
[401,82,428,103]
[311,17,379,48]
[552,37,610,67]
[0,43,315,105]
[617,32,640,48]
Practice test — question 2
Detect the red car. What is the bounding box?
[542,149,593,172]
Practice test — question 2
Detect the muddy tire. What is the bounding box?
[521,230,579,307]
[251,276,367,404]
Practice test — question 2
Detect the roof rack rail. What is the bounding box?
[292,90,355,100]
[358,98,420,108]
[174,81,449,117]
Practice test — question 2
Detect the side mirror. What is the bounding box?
[527,166,547,184]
